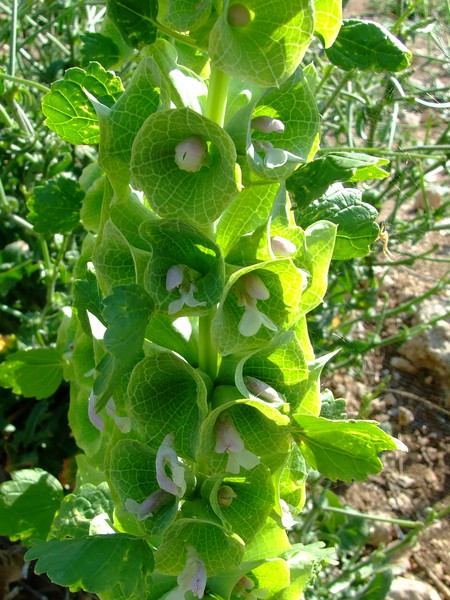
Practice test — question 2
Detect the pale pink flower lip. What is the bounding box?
[156,433,187,497]
[215,413,260,474]
[124,489,171,521]
[251,116,285,134]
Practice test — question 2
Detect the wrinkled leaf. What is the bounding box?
[295,188,380,260]
[326,19,412,72]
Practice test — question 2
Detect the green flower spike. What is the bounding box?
[156,433,187,497]
[215,413,260,474]
[124,489,172,521]
[236,273,278,337]
[174,136,208,173]
[166,264,207,315]
[165,546,207,600]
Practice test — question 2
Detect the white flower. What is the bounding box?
[174,136,207,172]
[252,140,302,169]
[156,433,186,497]
[125,489,171,521]
[270,236,297,257]
[165,547,207,600]
[251,116,285,134]
[236,273,278,337]
[215,413,260,474]
[165,264,206,315]
[243,376,284,405]
[88,391,104,432]
[105,399,131,433]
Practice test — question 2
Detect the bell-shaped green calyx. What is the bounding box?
[154,519,245,576]
[198,399,290,476]
[227,68,320,182]
[157,0,212,33]
[233,330,308,410]
[131,108,239,227]
[127,351,208,460]
[107,439,179,536]
[209,0,314,87]
[211,261,305,356]
[205,463,276,543]
[139,219,224,317]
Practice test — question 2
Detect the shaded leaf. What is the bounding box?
[107,0,157,48]
[0,469,63,542]
[27,177,85,234]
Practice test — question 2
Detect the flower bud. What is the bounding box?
[166,264,184,291]
[217,485,237,508]
[244,376,283,404]
[270,236,297,257]
[241,272,270,300]
[174,136,207,173]
[228,4,252,27]
[251,116,285,134]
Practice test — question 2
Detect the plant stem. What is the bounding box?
[197,64,230,380]
[8,0,18,77]
[205,66,230,127]
[322,506,422,528]
[0,72,50,94]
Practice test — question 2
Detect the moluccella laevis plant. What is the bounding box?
[1,1,412,599]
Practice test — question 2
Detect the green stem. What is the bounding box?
[197,65,230,380]
[8,0,18,77]
[205,66,230,127]
[322,506,422,528]
[0,72,50,94]
[320,70,354,115]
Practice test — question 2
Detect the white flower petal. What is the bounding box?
[166,265,184,291]
[251,116,285,134]
[238,305,263,337]
[156,434,186,497]
[270,236,297,257]
[174,136,207,173]
[168,296,186,315]
[260,312,278,332]
[88,392,104,432]
[215,414,245,454]
[242,273,270,300]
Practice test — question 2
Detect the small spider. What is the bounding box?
[379,222,394,260]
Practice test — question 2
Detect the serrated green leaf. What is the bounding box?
[287,152,389,209]
[80,33,121,69]
[25,534,153,594]
[326,19,412,72]
[292,415,403,481]
[0,469,63,543]
[139,218,224,317]
[314,0,342,47]
[49,483,114,539]
[107,0,157,49]
[127,352,208,459]
[108,439,179,536]
[27,177,85,234]
[0,348,65,399]
[158,0,212,32]
[42,62,123,145]
[131,107,239,227]
[154,518,245,576]
[209,0,314,87]
[295,188,380,260]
